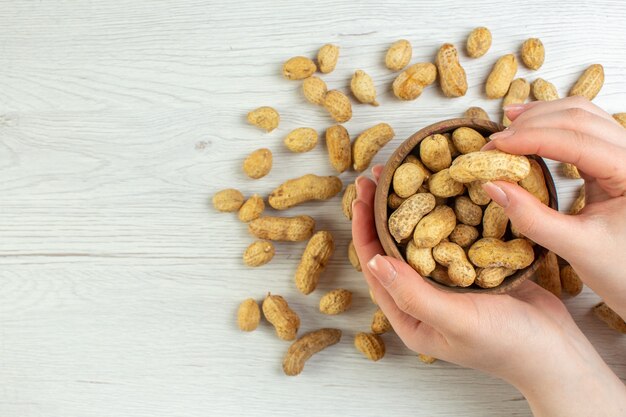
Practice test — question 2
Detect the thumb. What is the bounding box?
[482,181,585,257]
[367,254,468,334]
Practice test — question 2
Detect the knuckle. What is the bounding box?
[565,106,591,124]
[394,290,419,315]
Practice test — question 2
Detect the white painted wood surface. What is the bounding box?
[1,1,625,416]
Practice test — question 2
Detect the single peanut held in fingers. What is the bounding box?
[569,64,604,100]
[302,76,328,105]
[283,328,342,376]
[449,224,479,248]
[449,150,531,183]
[413,205,456,248]
[535,251,561,297]
[351,70,379,106]
[325,125,351,173]
[386,39,412,71]
[263,294,301,340]
[393,163,425,198]
[570,185,585,214]
[295,231,335,295]
[348,240,361,271]
[486,54,518,99]
[248,215,315,242]
[436,43,467,97]
[323,90,352,123]
[213,188,244,212]
[319,289,352,315]
[388,193,436,243]
[282,56,317,80]
[238,194,265,222]
[243,240,275,267]
[354,332,385,361]
[392,63,437,100]
[284,127,318,153]
[475,267,515,288]
[464,106,490,121]
[483,201,508,239]
[561,163,581,179]
[593,302,626,334]
[406,241,436,277]
[502,78,530,126]
[521,38,545,70]
[268,174,342,210]
[466,27,492,58]
[352,123,395,171]
[371,308,393,334]
[342,183,357,220]
[427,169,465,198]
[420,134,452,172]
[468,238,535,269]
[560,265,583,296]
[532,78,559,101]
[433,241,476,287]
[237,298,261,331]
[317,44,339,73]
[243,148,273,179]
[247,106,280,132]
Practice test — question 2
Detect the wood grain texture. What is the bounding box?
[1,1,625,416]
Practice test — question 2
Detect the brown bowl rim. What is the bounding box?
[373,118,559,294]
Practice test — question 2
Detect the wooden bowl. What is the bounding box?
[374,118,558,294]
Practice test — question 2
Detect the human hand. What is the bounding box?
[482,96,626,318]
[352,168,626,417]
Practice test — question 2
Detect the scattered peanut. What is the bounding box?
[385,39,412,71]
[238,194,265,222]
[560,265,583,296]
[486,54,518,99]
[562,163,581,179]
[436,43,467,97]
[323,90,352,123]
[243,148,273,179]
[569,185,585,214]
[392,63,437,100]
[464,106,490,121]
[342,183,357,220]
[352,123,395,171]
[325,125,352,173]
[295,231,335,295]
[354,332,385,361]
[348,240,361,271]
[302,76,328,105]
[283,328,342,376]
[466,27,492,58]
[248,215,315,242]
[317,44,339,73]
[371,308,393,334]
[532,78,559,101]
[262,294,301,340]
[247,106,280,132]
[213,188,244,212]
[284,127,318,153]
[502,78,530,126]
[319,289,353,315]
[569,64,604,100]
[593,302,626,334]
[243,240,275,267]
[237,298,261,331]
[351,70,379,106]
[269,174,342,210]
[282,56,317,80]
[521,38,545,70]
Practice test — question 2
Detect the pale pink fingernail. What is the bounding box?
[367,255,397,287]
[503,104,527,112]
[489,129,515,140]
[482,182,509,208]
[481,141,497,151]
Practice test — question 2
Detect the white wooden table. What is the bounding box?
[1,1,625,416]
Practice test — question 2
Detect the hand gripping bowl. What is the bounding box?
[373,118,558,294]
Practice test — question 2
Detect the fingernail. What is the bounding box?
[482,181,509,208]
[481,141,497,151]
[367,254,397,287]
[503,104,527,112]
[489,129,515,140]
[355,176,366,188]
